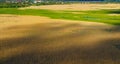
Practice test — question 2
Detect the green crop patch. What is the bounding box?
[0,8,120,25]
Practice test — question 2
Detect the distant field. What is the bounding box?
[0,8,120,25]
[21,4,120,11]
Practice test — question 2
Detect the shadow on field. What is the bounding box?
[108,9,120,14]
[0,23,120,64]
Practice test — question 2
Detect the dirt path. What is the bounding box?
[0,15,120,64]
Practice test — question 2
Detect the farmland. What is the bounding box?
[0,4,120,25]
[0,4,120,64]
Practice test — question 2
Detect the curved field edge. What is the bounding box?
[0,8,120,25]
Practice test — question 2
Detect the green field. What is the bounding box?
[0,8,120,25]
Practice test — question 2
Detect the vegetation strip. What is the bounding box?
[0,8,120,25]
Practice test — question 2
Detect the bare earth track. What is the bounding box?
[0,14,120,64]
